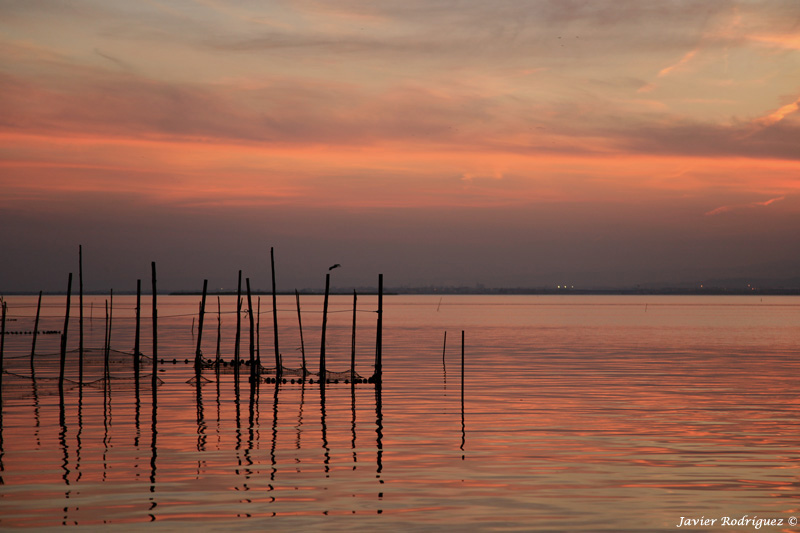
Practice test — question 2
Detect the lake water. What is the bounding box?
[1,294,799,531]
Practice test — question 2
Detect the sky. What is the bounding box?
[1,0,799,292]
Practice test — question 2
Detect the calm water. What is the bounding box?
[1,294,800,531]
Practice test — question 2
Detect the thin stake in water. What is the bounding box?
[271,247,281,379]
[351,290,357,382]
[320,273,330,385]
[295,290,307,377]
[79,245,84,385]
[195,279,208,372]
[59,273,73,390]
[246,277,256,384]
[151,262,158,399]
[215,296,221,365]
[134,279,141,382]
[371,274,383,383]
[30,290,42,362]
[1,300,7,409]
[234,271,242,368]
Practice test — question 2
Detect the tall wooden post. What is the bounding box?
[295,290,307,377]
[1,301,6,407]
[442,330,448,387]
[234,270,242,368]
[215,296,221,365]
[319,273,330,383]
[79,245,84,385]
[30,290,42,361]
[151,262,158,399]
[271,247,281,379]
[104,300,109,358]
[461,329,465,454]
[371,274,383,383]
[351,290,357,382]
[195,279,208,371]
[59,273,73,389]
[134,279,141,381]
[461,330,465,399]
[104,290,113,382]
[246,277,256,383]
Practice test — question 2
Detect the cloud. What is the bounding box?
[657,49,698,77]
[610,117,800,161]
[754,97,800,128]
[705,195,785,216]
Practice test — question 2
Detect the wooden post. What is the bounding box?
[30,290,42,361]
[195,279,208,371]
[442,330,447,386]
[104,299,108,365]
[107,289,113,381]
[1,301,6,406]
[271,247,281,379]
[257,296,261,367]
[295,289,307,377]
[246,277,256,383]
[103,297,109,382]
[215,296,221,365]
[371,274,383,383]
[134,279,141,381]
[461,329,465,454]
[234,270,242,368]
[320,273,330,384]
[59,273,73,389]
[79,245,84,385]
[461,330,465,398]
[151,262,158,398]
[351,290,357,382]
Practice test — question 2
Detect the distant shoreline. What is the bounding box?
[3,288,800,296]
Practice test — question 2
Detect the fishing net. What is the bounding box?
[0,347,163,401]
[198,357,367,382]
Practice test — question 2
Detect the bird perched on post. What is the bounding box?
[329,264,341,270]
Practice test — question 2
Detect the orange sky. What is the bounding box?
[1,1,799,291]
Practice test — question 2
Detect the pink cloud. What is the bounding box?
[705,195,785,216]
[657,49,698,78]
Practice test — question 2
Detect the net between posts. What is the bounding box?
[198,358,366,381]
[0,347,163,401]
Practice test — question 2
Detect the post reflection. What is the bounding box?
[351,384,357,469]
[271,381,279,483]
[0,413,3,488]
[57,368,72,526]
[75,386,83,483]
[0,290,397,527]
[244,377,258,476]
[102,375,110,483]
[59,387,69,486]
[149,377,158,521]
[320,384,330,478]
[30,355,41,449]
[375,382,383,477]
[460,330,465,458]
[2,353,388,524]
[195,366,206,454]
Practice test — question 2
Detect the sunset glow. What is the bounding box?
[1,1,799,291]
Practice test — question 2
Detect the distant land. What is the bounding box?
[4,278,800,296]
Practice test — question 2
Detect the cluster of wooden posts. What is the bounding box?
[190,248,384,387]
[0,246,384,405]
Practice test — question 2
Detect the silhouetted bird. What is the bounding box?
[329,264,341,270]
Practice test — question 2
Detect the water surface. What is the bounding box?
[1,295,799,531]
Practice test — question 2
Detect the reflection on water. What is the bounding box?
[1,294,800,531]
